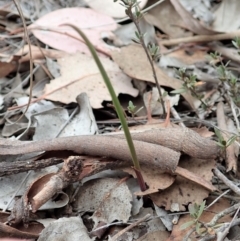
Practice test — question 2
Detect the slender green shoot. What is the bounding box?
[63,24,146,191]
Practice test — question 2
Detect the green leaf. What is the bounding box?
[171,88,186,94]
[63,24,142,174]
[180,220,195,230]
[215,142,225,148]
[232,40,239,49]
[189,204,197,217]
[162,91,168,98]
[131,38,141,44]
[226,135,237,147]
[195,222,201,234]
[135,31,140,39]
[134,106,144,115]
[214,127,224,143]
[197,200,206,220]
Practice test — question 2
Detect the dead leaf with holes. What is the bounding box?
[151,156,216,211]
[44,53,139,108]
[122,166,175,195]
[73,178,132,227]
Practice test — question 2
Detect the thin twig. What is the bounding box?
[216,206,240,241]
[207,201,240,227]
[160,30,240,46]
[12,0,33,122]
[111,214,151,241]
[183,228,195,241]
[125,3,166,115]
[213,168,240,196]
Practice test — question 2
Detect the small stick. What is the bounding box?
[160,30,240,46]
[110,214,151,241]
[213,168,240,196]
[207,202,240,227]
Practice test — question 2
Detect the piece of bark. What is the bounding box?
[0,136,180,172]
[108,127,220,159]
[0,157,63,177]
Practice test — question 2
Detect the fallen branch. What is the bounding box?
[110,128,220,159]
[0,128,220,172]
[0,134,180,172]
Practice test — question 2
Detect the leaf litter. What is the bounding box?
[0,0,239,240]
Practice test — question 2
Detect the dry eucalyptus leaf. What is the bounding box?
[123,166,175,195]
[170,0,216,35]
[44,53,138,108]
[38,217,93,241]
[74,178,132,226]
[151,157,215,211]
[30,8,117,55]
[33,108,69,141]
[0,166,59,211]
[212,0,240,32]
[165,48,207,66]
[145,0,192,38]
[143,87,180,115]
[169,197,232,241]
[111,44,199,109]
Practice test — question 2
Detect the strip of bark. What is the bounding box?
[0,157,63,177]
[107,127,220,159]
[0,136,180,172]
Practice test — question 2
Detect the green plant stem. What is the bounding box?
[125,7,166,116]
[189,87,209,109]
[63,24,146,191]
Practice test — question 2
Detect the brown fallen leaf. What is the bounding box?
[150,156,216,211]
[145,0,193,38]
[44,53,139,108]
[166,47,208,65]
[122,166,175,195]
[0,61,17,78]
[111,44,199,109]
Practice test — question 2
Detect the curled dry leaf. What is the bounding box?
[26,156,83,212]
